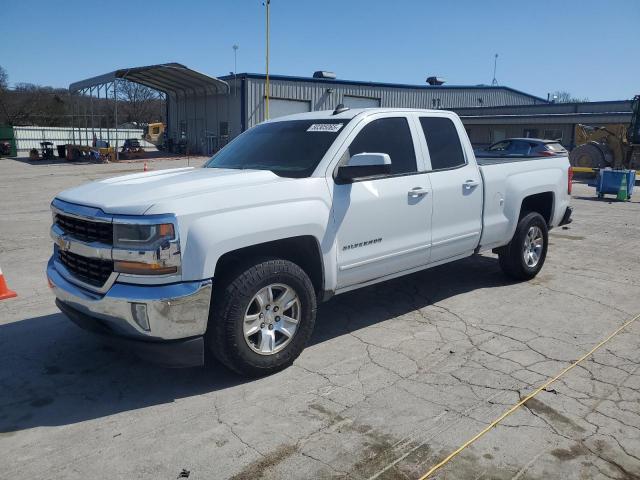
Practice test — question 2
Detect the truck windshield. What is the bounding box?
[204,119,348,178]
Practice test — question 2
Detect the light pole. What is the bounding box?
[265,0,270,119]
[232,44,239,96]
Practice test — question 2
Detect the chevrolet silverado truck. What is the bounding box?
[47,107,573,376]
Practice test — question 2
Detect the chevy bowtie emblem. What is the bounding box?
[57,235,71,251]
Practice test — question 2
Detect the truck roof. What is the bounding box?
[266,107,458,123]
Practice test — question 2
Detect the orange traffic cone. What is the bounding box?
[143,161,148,172]
[0,265,17,300]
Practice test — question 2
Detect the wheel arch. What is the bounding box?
[519,191,555,225]
[213,235,325,295]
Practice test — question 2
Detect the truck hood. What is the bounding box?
[55,167,291,215]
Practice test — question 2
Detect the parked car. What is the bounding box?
[475,138,568,158]
[47,108,572,376]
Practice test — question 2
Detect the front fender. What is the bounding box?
[180,199,334,284]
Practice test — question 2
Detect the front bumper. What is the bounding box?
[47,257,212,367]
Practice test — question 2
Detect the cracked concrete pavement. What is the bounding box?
[1,157,639,479]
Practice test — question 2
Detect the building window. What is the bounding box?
[219,121,229,137]
[491,129,506,142]
[523,128,539,138]
[543,129,563,141]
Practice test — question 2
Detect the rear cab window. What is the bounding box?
[419,117,466,170]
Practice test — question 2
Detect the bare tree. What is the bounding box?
[0,65,7,90]
[117,80,164,125]
[551,90,589,103]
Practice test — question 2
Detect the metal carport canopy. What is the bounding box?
[68,63,229,95]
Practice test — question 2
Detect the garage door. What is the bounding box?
[343,96,381,109]
[268,98,311,119]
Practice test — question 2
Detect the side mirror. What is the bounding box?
[335,153,392,184]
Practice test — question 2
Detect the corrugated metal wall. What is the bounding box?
[166,91,239,155]
[244,77,542,128]
[13,126,152,153]
[168,75,548,151]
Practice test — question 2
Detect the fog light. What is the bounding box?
[131,302,150,331]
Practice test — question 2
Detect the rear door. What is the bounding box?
[332,113,433,288]
[417,115,483,263]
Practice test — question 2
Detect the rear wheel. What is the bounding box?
[207,258,316,376]
[499,212,548,280]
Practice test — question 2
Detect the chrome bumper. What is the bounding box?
[47,257,212,341]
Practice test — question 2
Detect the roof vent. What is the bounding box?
[333,104,349,115]
[426,76,446,86]
[313,71,337,79]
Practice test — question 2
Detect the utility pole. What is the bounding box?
[265,0,270,119]
[233,44,239,96]
[491,53,499,86]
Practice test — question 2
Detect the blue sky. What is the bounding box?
[2,0,638,101]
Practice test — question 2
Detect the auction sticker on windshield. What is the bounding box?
[307,123,344,132]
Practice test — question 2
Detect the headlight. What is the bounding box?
[113,222,180,275]
[113,223,174,248]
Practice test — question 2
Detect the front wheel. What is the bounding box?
[207,258,317,376]
[498,212,548,281]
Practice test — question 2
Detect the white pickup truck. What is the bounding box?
[47,107,572,376]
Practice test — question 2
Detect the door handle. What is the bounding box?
[464,179,480,189]
[408,187,429,197]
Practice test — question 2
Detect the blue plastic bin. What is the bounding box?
[591,169,636,199]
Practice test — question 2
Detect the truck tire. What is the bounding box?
[207,258,316,376]
[498,212,548,281]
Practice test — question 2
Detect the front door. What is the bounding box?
[333,115,432,288]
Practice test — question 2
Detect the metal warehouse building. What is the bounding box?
[220,72,547,135]
[70,63,633,155]
[69,63,548,155]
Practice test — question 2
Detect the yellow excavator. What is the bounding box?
[570,95,640,172]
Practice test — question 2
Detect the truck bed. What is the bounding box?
[476,154,571,250]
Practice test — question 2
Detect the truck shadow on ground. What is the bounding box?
[0,254,510,433]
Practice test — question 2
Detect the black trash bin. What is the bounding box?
[57,145,66,159]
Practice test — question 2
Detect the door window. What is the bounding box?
[348,117,417,175]
[488,140,511,152]
[419,117,466,170]
[510,141,532,155]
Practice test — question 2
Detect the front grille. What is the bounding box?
[58,250,113,287]
[55,214,113,245]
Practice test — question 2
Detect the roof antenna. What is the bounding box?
[333,103,349,115]
[491,53,499,86]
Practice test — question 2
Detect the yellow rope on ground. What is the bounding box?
[418,311,640,480]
